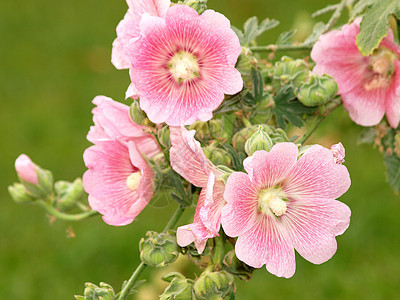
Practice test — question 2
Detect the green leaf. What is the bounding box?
[303,22,326,45]
[276,29,296,45]
[384,153,400,194]
[350,0,374,21]
[238,16,279,45]
[356,0,400,55]
[273,86,316,129]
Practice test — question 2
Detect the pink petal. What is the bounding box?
[385,60,400,128]
[283,145,351,200]
[15,154,39,185]
[169,126,214,187]
[176,222,209,254]
[243,143,298,189]
[221,172,259,237]
[282,198,351,264]
[235,217,296,278]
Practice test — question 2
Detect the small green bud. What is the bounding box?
[236,47,258,81]
[76,282,115,300]
[8,183,34,204]
[270,128,290,144]
[203,144,231,166]
[193,270,235,300]
[160,272,194,300]
[56,178,85,211]
[158,126,171,148]
[20,168,53,199]
[140,231,179,267]
[296,73,338,107]
[188,121,209,141]
[222,250,254,281]
[182,0,207,14]
[272,56,309,91]
[129,99,148,125]
[245,126,273,156]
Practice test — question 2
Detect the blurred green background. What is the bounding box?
[1,0,400,299]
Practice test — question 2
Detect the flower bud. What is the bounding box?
[203,144,231,166]
[193,270,235,300]
[222,250,253,281]
[14,154,53,199]
[236,47,258,82]
[245,126,273,156]
[129,99,148,125]
[158,125,171,148]
[56,178,86,211]
[8,183,35,204]
[232,127,258,153]
[296,73,338,107]
[272,56,309,91]
[160,272,194,300]
[140,231,179,267]
[188,121,209,141]
[182,0,207,14]
[74,282,115,300]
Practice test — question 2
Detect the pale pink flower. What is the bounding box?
[87,95,160,158]
[83,140,154,226]
[331,142,345,164]
[221,143,351,278]
[15,154,39,184]
[83,96,161,225]
[311,20,400,128]
[170,126,225,253]
[128,5,243,125]
[112,0,171,70]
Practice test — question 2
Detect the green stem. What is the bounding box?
[323,0,347,33]
[249,44,312,53]
[117,205,185,300]
[211,235,225,269]
[37,200,98,221]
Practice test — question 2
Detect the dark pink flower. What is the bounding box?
[170,126,225,253]
[221,143,351,278]
[128,5,243,125]
[311,20,400,128]
[15,154,39,184]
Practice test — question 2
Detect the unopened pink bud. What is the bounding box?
[15,154,39,184]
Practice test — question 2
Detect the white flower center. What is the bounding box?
[364,47,397,91]
[258,188,287,217]
[126,171,142,191]
[169,51,199,83]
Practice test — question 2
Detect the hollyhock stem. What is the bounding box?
[37,200,99,221]
[324,0,347,33]
[211,235,225,269]
[118,205,185,300]
[249,44,312,53]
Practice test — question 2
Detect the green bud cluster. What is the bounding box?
[8,183,34,204]
[193,270,235,300]
[296,73,338,107]
[55,178,85,211]
[74,282,115,300]
[272,56,309,91]
[160,272,194,300]
[245,126,273,155]
[140,231,179,267]
[203,143,232,166]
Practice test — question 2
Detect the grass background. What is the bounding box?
[1,0,400,299]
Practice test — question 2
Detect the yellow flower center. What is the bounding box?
[169,51,199,83]
[364,47,397,91]
[258,187,287,217]
[126,171,142,191]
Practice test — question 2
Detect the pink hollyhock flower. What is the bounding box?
[83,140,154,226]
[331,142,345,164]
[221,142,351,278]
[15,154,39,184]
[112,0,171,70]
[128,5,243,125]
[170,126,225,253]
[311,20,400,128]
[87,95,160,158]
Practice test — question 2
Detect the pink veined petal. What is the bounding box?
[125,81,140,100]
[243,143,298,189]
[311,21,368,95]
[385,60,400,128]
[235,216,296,278]
[283,145,351,200]
[170,126,214,187]
[199,172,226,234]
[176,223,209,254]
[15,154,39,185]
[221,172,259,238]
[282,198,351,264]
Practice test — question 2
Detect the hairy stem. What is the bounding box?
[37,200,99,221]
[117,205,185,300]
[323,0,348,33]
[249,44,312,53]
